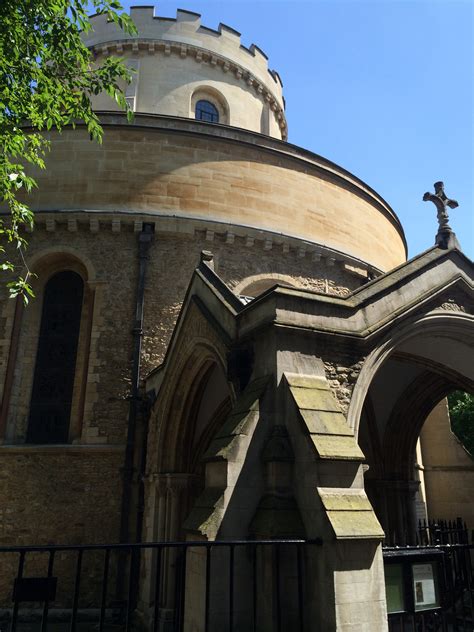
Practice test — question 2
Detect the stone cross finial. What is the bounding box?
[423,181,459,249]
[423,181,458,231]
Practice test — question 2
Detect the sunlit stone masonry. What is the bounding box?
[0,6,473,632]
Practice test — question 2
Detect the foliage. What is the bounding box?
[0,0,136,302]
[448,390,474,456]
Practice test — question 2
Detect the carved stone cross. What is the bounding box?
[423,181,458,233]
[422,181,461,249]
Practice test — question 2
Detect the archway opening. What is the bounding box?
[356,318,474,545]
[155,354,233,542]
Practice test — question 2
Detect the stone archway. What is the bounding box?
[352,313,474,544]
[146,343,233,544]
[140,345,233,627]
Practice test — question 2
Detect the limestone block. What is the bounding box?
[285,373,364,461]
[204,376,269,461]
[318,488,384,540]
[27,123,406,272]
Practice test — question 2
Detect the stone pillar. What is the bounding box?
[406,481,420,545]
[382,480,420,545]
[159,473,194,632]
[137,474,168,625]
[139,472,195,631]
[281,372,387,631]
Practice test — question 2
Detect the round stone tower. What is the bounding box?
[84,7,287,139]
[0,6,408,552]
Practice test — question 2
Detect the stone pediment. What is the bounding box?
[145,259,241,394]
[427,284,474,315]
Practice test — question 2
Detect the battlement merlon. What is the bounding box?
[83,6,284,103]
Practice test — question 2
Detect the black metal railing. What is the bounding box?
[0,538,322,632]
[417,517,471,546]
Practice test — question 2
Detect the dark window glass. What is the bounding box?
[27,271,84,444]
[195,100,219,123]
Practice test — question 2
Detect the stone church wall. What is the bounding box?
[0,218,363,550]
[420,400,474,530]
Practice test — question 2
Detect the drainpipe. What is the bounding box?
[120,222,154,543]
[116,223,154,601]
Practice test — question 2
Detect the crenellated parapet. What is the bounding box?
[84,6,287,138]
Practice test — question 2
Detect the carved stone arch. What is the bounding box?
[350,311,474,544]
[27,245,98,284]
[155,341,233,474]
[347,311,474,437]
[147,341,233,556]
[234,273,297,298]
[382,372,456,481]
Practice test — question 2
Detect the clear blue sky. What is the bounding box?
[120,0,474,260]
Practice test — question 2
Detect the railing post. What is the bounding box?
[69,549,83,632]
[99,549,110,632]
[153,546,162,632]
[228,544,234,632]
[125,547,137,632]
[40,550,55,632]
[297,543,304,632]
[275,543,281,632]
[10,550,25,632]
[205,545,211,632]
[252,543,257,632]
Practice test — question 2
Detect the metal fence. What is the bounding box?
[417,518,471,547]
[384,543,474,632]
[0,539,322,632]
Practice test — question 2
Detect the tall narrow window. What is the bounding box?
[195,100,219,123]
[27,271,84,443]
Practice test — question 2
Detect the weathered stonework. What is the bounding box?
[1,7,473,631]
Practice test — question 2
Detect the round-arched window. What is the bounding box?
[195,100,219,123]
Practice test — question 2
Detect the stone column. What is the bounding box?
[405,481,420,545]
[383,480,420,545]
[158,473,194,631]
[137,473,167,624]
[279,369,388,631]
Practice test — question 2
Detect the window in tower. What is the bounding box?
[195,100,219,123]
[26,270,84,444]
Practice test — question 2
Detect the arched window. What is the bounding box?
[26,271,84,444]
[195,100,219,123]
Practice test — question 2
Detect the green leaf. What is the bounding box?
[0,0,136,302]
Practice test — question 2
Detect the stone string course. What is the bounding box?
[25,213,375,280]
